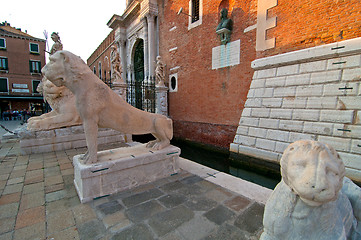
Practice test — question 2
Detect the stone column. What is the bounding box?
[142,17,149,78]
[113,34,127,100]
[156,85,168,116]
[147,13,156,77]
[118,38,127,84]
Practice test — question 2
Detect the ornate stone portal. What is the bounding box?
[260,140,361,240]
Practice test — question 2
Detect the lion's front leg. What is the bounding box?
[82,119,99,164]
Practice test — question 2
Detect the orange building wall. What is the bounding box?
[158,0,361,149]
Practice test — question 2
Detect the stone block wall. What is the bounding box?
[231,38,361,182]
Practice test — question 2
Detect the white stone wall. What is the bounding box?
[231,38,361,182]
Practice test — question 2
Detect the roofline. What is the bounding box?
[0,31,46,42]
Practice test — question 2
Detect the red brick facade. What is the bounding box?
[0,22,46,115]
[88,0,361,150]
[158,0,361,149]
[87,30,115,85]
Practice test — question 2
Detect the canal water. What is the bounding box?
[133,135,280,189]
[171,139,280,189]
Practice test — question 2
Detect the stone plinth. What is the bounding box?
[19,125,131,155]
[73,144,180,203]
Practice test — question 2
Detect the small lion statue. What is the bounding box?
[260,140,361,240]
[27,76,81,130]
[41,50,173,164]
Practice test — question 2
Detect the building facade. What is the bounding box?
[0,22,46,116]
[88,0,361,181]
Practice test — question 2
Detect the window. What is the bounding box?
[0,57,8,70]
[93,66,96,74]
[98,62,102,80]
[188,0,203,30]
[29,60,41,73]
[32,80,41,94]
[0,78,8,93]
[0,38,5,49]
[191,0,200,23]
[29,43,39,54]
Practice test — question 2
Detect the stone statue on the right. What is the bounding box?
[260,140,361,240]
[155,56,165,87]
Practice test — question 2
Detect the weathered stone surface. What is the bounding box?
[235,202,264,234]
[148,205,194,236]
[204,205,236,225]
[77,219,106,240]
[122,188,163,208]
[125,200,165,222]
[110,224,154,240]
[158,193,187,208]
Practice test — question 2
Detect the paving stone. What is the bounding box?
[61,169,74,176]
[108,189,132,201]
[110,223,154,240]
[224,196,252,212]
[15,206,45,229]
[27,162,43,171]
[46,198,78,216]
[103,211,131,229]
[7,177,24,185]
[0,217,15,234]
[72,203,97,225]
[204,188,234,203]
[47,210,75,234]
[59,162,73,170]
[122,188,164,208]
[44,166,61,178]
[176,184,206,197]
[234,202,265,234]
[2,183,23,195]
[0,181,5,190]
[45,175,63,187]
[203,223,248,240]
[180,175,203,185]
[158,193,187,208]
[13,221,45,240]
[19,191,45,211]
[77,219,106,240]
[45,183,64,194]
[0,231,13,240]
[47,226,80,240]
[44,161,58,168]
[204,205,236,225]
[0,203,19,219]
[45,189,67,202]
[159,231,184,240]
[125,200,165,222]
[148,205,194,237]
[0,174,9,181]
[184,196,217,212]
[195,180,218,192]
[96,200,123,217]
[0,192,21,205]
[159,181,186,193]
[22,182,44,194]
[177,214,217,240]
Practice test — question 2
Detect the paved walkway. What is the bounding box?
[0,130,266,239]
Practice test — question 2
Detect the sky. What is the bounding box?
[2,0,126,62]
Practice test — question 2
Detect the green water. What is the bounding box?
[171,139,281,189]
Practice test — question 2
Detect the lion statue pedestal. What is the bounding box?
[73,143,180,203]
[260,140,361,240]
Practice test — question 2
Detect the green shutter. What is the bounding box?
[0,78,8,92]
[33,80,40,93]
[29,61,33,72]
[4,58,8,70]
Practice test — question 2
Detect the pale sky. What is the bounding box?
[2,0,126,62]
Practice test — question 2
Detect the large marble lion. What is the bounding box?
[41,50,173,164]
[27,76,81,130]
[261,140,361,240]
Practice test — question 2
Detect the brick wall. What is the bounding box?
[159,0,256,149]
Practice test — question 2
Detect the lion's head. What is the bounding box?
[42,50,87,88]
[280,140,345,207]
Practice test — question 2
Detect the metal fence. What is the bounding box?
[126,76,155,113]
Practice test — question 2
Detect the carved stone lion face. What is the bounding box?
[280,140,345,207]
[41,51,68,87]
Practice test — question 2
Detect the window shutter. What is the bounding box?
[0,39,5,48]
[0,78,8,92]
[29,61,33,72]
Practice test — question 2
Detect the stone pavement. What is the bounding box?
[0,139,266,240]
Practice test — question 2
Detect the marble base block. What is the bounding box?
[18,125,131,155]
[73,143,180,203]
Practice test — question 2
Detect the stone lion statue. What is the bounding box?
[260,140,361,240]
[27,76,81,130]
[41,50,173,164]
